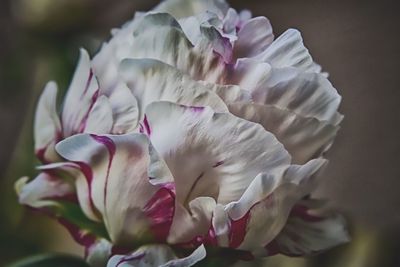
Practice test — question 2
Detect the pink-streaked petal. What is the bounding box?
[108,83,139,134]
[34,81,62,163]
[16,172,74,208]
[225,159,327,255]
[84,96,113,134]
[62,48,99,136]
[228,103,339,164]
[119,58,228,117]
[107,244,206,267]
[266,200,350,256]
[233,17,274,59]
[56,133,175,245]
[145,101,291,208]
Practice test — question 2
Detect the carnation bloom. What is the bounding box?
[16,0,349,266]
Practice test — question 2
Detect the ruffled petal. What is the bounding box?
[215,159,327,255]
[84,96,114,134]
[255,29,319,73]
[228,103,339,164]
[233,17,274,59]
[108,83,140,134]
[34,81,62,162]
[266,200,350,256]
[94,12,228,87]
[56,133,175,245]
[145,101,291,207]
[107,244,206,267]
[16,168,109,248]
[234,159,326,256]
[154,0,229,19]
[62,48,99,136]
[230,59,342,124]
[119,58,228,116]
[16,172,74,209]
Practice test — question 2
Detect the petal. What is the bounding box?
[86,239,112,267]
[96,12,227,85]
[145,101,290,206]
[107,244,206,267]
[119,58,228,116]
[222,159,327,254]
[228,103,339,164]
[168,197,216,244]
[56,133,175,245]
[16,169,109,247]
[16,172,74,209]
[62,48,99,136]
[108,82,140,134]
[230,59,342,124]
[153,0,229,18]
[266,200,350,256]
[233,17,274,59]
[84,96,113,134]
[34,81,62,162]
[256,29,319,73]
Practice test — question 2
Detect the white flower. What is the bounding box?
[16,0,349,266]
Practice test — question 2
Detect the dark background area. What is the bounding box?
[0,0,399,266]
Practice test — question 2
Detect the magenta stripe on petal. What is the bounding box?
[90,134,116,211]
[74,161,101,218]
[143,115,151,136]
[229,210,251,248]
[82,69,94,97]
[116,252,146,267]
[290,205,324,223]
[143,185,175,242]
[78,89,100,133]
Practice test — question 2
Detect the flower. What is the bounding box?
[16,0,349,266]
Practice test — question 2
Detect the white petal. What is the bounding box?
[124,13,227,83]
[153,0,229,18]
[256,29,317,72]
[268,200,350,256]
[84,96,113,134]
[228,103,339,163]
[145,102,290,206]
[231,59,342,124]
[107,244,206,267]
[34,81,62,162]
[234,17,274,59]
[108,82,140,134]
[56,133,175,245]
[62,48,99,136]
[119,58,228,116]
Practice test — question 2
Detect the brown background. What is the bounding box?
[0,0,399,266]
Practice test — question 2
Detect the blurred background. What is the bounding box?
[0,0,399,266]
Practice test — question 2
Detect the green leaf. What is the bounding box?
[7,254,90,267]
